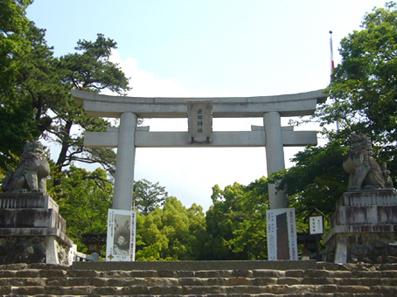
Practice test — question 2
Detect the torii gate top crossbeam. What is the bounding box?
[72,89,326,118]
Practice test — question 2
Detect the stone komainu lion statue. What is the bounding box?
[343,133,393,191]
[2,141,50,194]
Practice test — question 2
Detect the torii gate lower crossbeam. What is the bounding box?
[85,120,317,210]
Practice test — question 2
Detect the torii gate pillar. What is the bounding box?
[264,111,287,209]
[113,112,137,210]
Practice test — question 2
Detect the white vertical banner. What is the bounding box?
[106,209,136,261]
[266,208,298,261]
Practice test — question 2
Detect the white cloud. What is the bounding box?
[110,50,193,97]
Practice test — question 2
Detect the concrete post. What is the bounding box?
[113,112,137,210]
[263,112,288,209]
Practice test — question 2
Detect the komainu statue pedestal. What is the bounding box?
[0,192,75,265]
[324,189,397,264]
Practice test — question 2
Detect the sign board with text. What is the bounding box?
[309,216,323,235]
[266,208,298,261]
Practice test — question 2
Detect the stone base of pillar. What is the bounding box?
[0,193,75,265]
[324,189,397,264]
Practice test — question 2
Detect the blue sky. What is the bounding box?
[28,0,387,209]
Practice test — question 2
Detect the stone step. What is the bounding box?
[1,276,396,287]
[71,260,319,271]
[0,262,396,296]
[0,261,355,272]
[10,293,386,297]
[3,284,397,295]
[4,261,397,271]
[2,267,397,279]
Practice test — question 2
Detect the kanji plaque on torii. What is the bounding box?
[187,101,213,143]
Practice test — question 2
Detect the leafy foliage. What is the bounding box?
[203,178,269,260]
[322,2,397,173]
[324,3,397,139]
[48,166,112,252]
[0,0,129,174]
[279,2,397,222]
[0,0,58,169]
[280,141,348,221]
[133,179,168,214]
[136,197,206,260]
[49,34,129,172]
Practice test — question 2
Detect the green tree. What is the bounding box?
[133,179,168,214]
[204,178,269,260]
[0,0,60,170]
[322,2,397,172]
[47,166,112,252]
[279,141,348,222]
[136,197,206,260]
[50,34,129,172]
[278,2,397,222]
[0,1,130,174]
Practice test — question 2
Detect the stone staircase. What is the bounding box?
[0,260,396,296]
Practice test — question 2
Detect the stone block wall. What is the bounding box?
[324,189,397,263]
[0,192,75,265]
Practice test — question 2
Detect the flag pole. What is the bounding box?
[329,30,335,77]
[329,30,339,132]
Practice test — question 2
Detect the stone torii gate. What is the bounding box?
[73,89,326,210]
